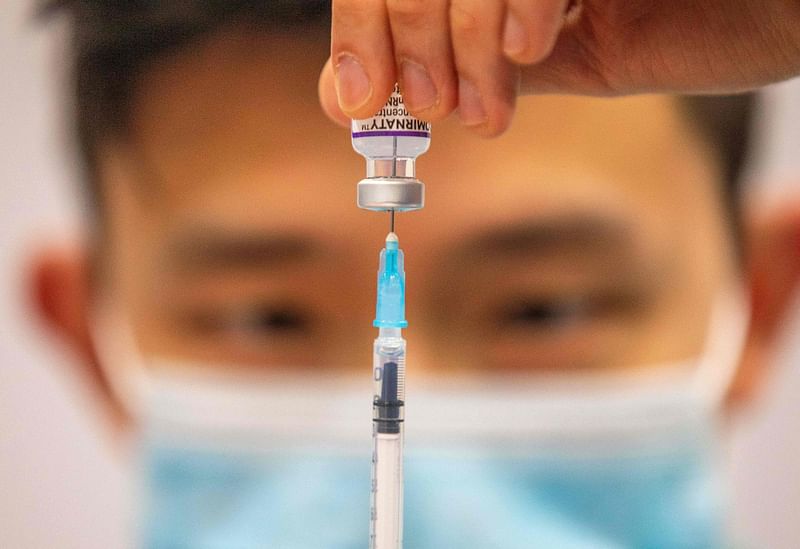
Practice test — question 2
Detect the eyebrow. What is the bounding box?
[162,228,320,274]
[161,214,635,274]
[461,214,635,260]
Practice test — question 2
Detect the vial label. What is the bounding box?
[352,84,431,139]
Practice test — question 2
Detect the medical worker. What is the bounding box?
[32,2,800,548]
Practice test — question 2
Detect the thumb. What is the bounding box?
[319,57,352,128]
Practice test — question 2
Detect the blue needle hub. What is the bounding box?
[374,232,407,328]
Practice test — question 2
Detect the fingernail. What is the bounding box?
[458,78,487,127]
[401,60,438,112]
[335,54,372,112]
[503,11,528,57]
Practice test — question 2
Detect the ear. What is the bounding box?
[29,244,129,432]
[728,195,800,404]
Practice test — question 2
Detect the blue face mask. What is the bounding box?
[92,292,748,549]
[142,431,723,549]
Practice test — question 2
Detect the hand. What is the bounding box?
[318,0,800,136]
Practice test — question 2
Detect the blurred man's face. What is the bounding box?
[96,28,737,380]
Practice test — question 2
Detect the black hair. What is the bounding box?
[41,0,754,237]
[680,94,754,248]
[40,0,331,219]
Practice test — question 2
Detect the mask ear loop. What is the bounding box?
[88,303,154,422]
[689,285,751,411]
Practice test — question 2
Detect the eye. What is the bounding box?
[495,298,590,330]
[236,307,310,334]
[185,304,313,338]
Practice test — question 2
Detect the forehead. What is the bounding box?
[112,29,719,222]
[100,28,729,270]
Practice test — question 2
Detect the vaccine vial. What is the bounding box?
[352,84,431,211]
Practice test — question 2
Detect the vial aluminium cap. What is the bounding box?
[357,177,424,213]
[351,84,430,212]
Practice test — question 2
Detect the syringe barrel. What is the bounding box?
[371,328,405,549]
[371,430,403,549]
[372,328,406,434]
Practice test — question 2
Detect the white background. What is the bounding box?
[1,2,799,547]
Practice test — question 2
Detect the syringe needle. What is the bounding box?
[390,209,395,233]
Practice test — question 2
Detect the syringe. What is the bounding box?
[369,232,407,549]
